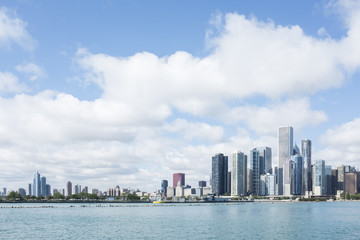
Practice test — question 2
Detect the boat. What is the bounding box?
[153,201,165,204]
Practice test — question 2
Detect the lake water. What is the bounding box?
[0,201,359,239]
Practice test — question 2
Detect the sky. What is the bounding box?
[1,0,360,193]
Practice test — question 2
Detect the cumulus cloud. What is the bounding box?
[0,71,28,93]
[2,0,360,191]
[224,98,327,135]
[316,118,360,169]
[75,1,360,123]
[0,7,36,50]
[15,63,45,81]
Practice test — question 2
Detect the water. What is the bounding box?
[0,202,359,239]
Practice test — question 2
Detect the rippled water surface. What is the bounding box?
[0,202,359,239]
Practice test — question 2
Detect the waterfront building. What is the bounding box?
[292,154,303,195]
[173,173,185,188]
[283,159,295,196]
[314,160,325,196]
[82,186,88,194]
[273,167,278,195]
[198,181,206,187]
[247,169,253,195]
[176,182,184,197]
[33,171,41,197]
[325,166,332,195]
[67,181,72,196]
[166,186,175,198]
[161,180,168,195]
[202,186,212,196]
[257,147,272,174]
[250,149,260,195]
[211,153,228,196]
[260,174,266,196]
[46,184,51,196]
[344,172,359,194]
[301,139,312,195]
[331,169,338,195]
[184,188,195,196]
[74,184,80,194]
[18,188,26,197]
[231,150,247,196]
[28,183,32,196]
[40,176,47,197]
[195,187,203,197]
[278,126,293,195]
[265,174,276,196]
[337,165,345,195]
[227,171,231,194]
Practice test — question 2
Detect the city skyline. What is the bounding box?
[1,1,360,192]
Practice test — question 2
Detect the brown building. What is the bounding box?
[344,172,359,194]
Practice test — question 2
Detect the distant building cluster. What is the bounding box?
[1,126,359,200]
[160,126,359,200]
[207,126,359,198]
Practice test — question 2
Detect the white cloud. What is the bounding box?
[164,119,224,142]
[2,0,360,191]
[75,1,360,121]
[225,98,328,135]
[0,71,28,93]
[0,7,36,50]
[316,118,360,169]
[15,62,45,81]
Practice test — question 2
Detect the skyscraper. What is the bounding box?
[231,151,247,196]
[301,139,312,195]
[33,171,41,197]
[211,153,228,196]
[161,180,168,195]
[173,173,185,188]
[253,147,273,175]
[278,126,293,195]
[28,183,32,196]
[250,149,260,195]
[40,176,46,197]
[314,160,325,196]
[292,154,303,195]
[67,181,72,196]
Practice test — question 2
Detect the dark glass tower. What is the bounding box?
[211,153,228,196]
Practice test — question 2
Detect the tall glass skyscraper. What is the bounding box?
[250,149,260,195]
[314,160,325,196]
[211,153,228,196]
[278,126,293,195]
[231,151,247,196]
[292,154,303,195]
[301,139,312,194]
[40,176,47,197]
[33,171,41,197]
[257,147,272,175]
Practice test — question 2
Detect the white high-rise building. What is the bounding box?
[231,151,247,196]
[301,139,312,195]
[278,126,293,195]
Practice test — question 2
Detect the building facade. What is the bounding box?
[173,173,185,188]
[278,126,293,195]
[231,151,247,196]
[211,153,228,196]
[301,139,312,194]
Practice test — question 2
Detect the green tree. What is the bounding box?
[53,192,65,200]
[5,191,23,201]
[346,193,351,200]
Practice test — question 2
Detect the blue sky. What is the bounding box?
[1,0,360,192]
